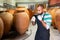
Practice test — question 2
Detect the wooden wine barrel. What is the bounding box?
[0,12,13,34]
[55,9,60,31]
[0,17,4,39]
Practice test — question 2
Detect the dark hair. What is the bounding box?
[37,4,44,8]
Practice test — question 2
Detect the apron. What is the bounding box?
[34,15,50,40]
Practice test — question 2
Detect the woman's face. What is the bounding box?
[37,6,43,14]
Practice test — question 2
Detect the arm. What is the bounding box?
[38,13,52,30]
[37,15,47,28]
[40,19,52,30]
[41,14,52,30]
[40,20,47,28]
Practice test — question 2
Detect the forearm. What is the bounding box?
[40,20,46,28]
[40,20,51,29]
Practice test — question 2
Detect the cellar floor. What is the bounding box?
[25,23,60,40]
[2,23,60,40]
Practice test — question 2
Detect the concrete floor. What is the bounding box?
[25,23,60,40]
[2,23,60,40]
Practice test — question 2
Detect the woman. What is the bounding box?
[31,4,52,40]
